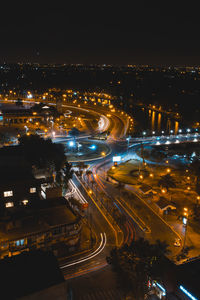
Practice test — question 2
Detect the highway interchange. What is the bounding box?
[54,101,198,299]
[1,98,199,299]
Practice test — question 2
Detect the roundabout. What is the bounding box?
[62,139,111,162]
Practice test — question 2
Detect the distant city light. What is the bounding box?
[170,130,173,133]
[178,129,182,133]
[187,128,191,133]
[152,131,155,135]
[161,130,164,134]
[69,141,74,147]
[143,131,146,135]
[27,93,33,99]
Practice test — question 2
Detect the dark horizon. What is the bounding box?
[1,3,200,66]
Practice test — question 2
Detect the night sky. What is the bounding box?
[1,3,200,65]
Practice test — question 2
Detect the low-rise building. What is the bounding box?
[0,197,82,258]
[155,197,176,215]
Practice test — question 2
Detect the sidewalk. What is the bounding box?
[166,215,200,259]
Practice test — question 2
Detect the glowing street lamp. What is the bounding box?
[139,174,143,180]
[166,168,171,173]
[183,207,189,249]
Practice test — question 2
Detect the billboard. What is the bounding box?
[113,156,121,162]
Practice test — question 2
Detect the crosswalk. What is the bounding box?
[76,288,124,300]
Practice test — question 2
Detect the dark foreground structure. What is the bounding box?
[0,250,67,299]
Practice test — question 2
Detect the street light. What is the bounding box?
[166,168,171,173]
[126,136,130,152]
[139,174,143,180]
[101,152,106,178]
[183,207,189,249]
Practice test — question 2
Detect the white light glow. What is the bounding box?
[179,285,198,300]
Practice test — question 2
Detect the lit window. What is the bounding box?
[30,187,36,193]
[5,202,14,208]
[4,191,13,197]
[22,199,29,205]
[15,239,24,247]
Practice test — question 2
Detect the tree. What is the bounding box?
[190,159,200,195]
[86,170,93,184]
[18,134,66,175]
[76,162,88,177]
[69,127,80,138]
[158,174,176,191]
[107,238,169,299]
[62,162,73,191]
[0,133,10,146]
[15,98,23,107]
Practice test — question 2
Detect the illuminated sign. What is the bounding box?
[113,156,121,162]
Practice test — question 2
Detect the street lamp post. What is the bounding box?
[126,136,130,153]
[183,207,189,249]
[101,152,106,178]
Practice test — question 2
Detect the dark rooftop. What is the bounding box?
[176,258,200,298]
[156,197,176,210]
[0,250,65,299]
[0,198,79,243]
[0,165,35,182]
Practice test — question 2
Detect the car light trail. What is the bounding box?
[60,233,106,269]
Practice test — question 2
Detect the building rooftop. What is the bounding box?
[156,197,176,210]
[140,184,153,193]
[0,250,65,299]
[0,198,78,243]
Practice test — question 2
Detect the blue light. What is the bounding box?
[180,285,198,300]
[156,282,166,294]
[89,145,96,150]
[69,141,74,147]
